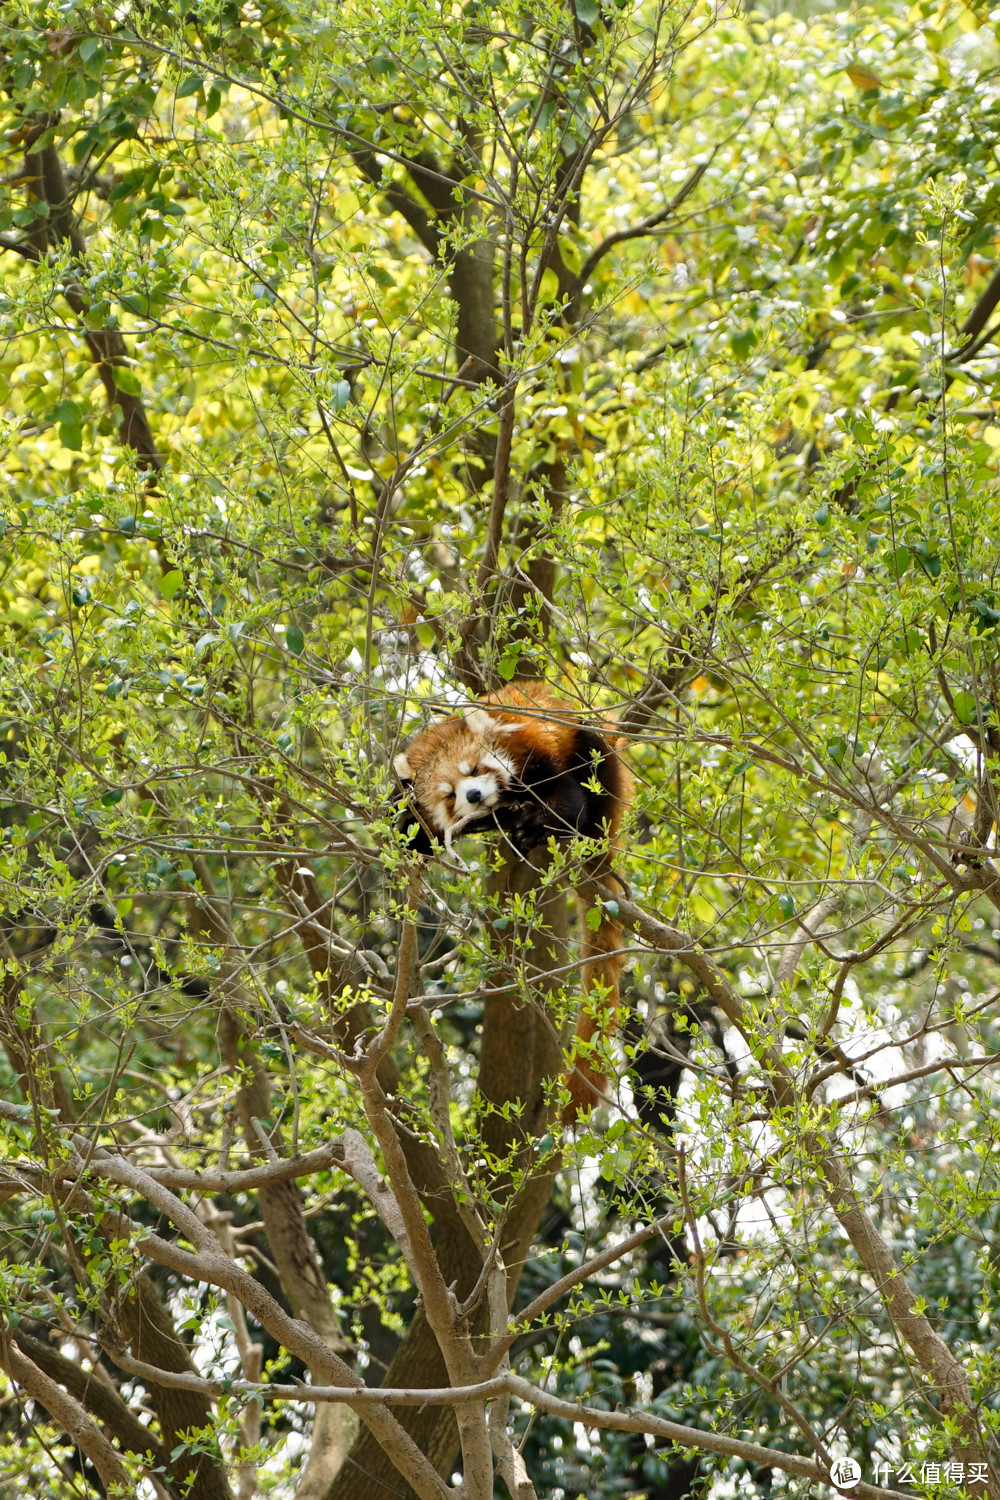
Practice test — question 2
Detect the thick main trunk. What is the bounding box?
[114,1274,235,1500]
[450,239,500,385]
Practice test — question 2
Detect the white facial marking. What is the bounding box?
[481,749,515,777]
[436,781,453,795]
[459,761,473,776]
[394,752,413,779]
[453,772,503,821]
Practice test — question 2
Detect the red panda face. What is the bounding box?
[394,714,519,854]
[448,750,515,826]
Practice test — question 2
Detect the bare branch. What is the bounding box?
[486,1208,682,1369]
[0,1328,135,1496]
[71,1354,917,1500]
[146,1139,351,1191]
[577,157,712,286]
[74,1149,453,1500]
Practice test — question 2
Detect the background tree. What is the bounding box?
[2,0,1000,1497]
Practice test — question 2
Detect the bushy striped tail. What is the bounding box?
[563,870,627,1122]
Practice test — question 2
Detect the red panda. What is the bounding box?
[394,682,633,1119]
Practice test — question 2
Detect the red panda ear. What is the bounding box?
[393,752,414,781]
[463,706,530,737]
[462,707,493,735]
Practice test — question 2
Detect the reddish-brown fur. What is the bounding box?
[395,682,633,1121]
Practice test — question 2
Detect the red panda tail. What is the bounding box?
[562,733,633,1123]
[563,866,628,1123]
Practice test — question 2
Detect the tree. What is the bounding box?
[2,0,1000,1496]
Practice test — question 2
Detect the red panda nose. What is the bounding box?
[466,787,483,804]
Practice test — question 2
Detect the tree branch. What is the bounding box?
[146,1137,359,1191]
[949,259,1000,361]
[351,148,442,259]
[576,157,711,287]
[584,881,1000,1492]
[20,126,163,473]
[485,1208,681,1369]
[0,1326,135,1497]
[75,1150,454,1500]
[12,1332,172,1477]
[68,1355,918,1500]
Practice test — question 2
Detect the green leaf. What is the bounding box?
[559,237,583,273]
[285,625,305,655]
[827,735,847,767]
[112,365,142,396]
[730,328,756,358]
[538,267,560,302]
[13,203,47,227]
[970,599,1000,630]
[53,398,83,451]
[176,73,204,98]
[952,691,978,725]
[912,544,941,578]
[159,570,184,600]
